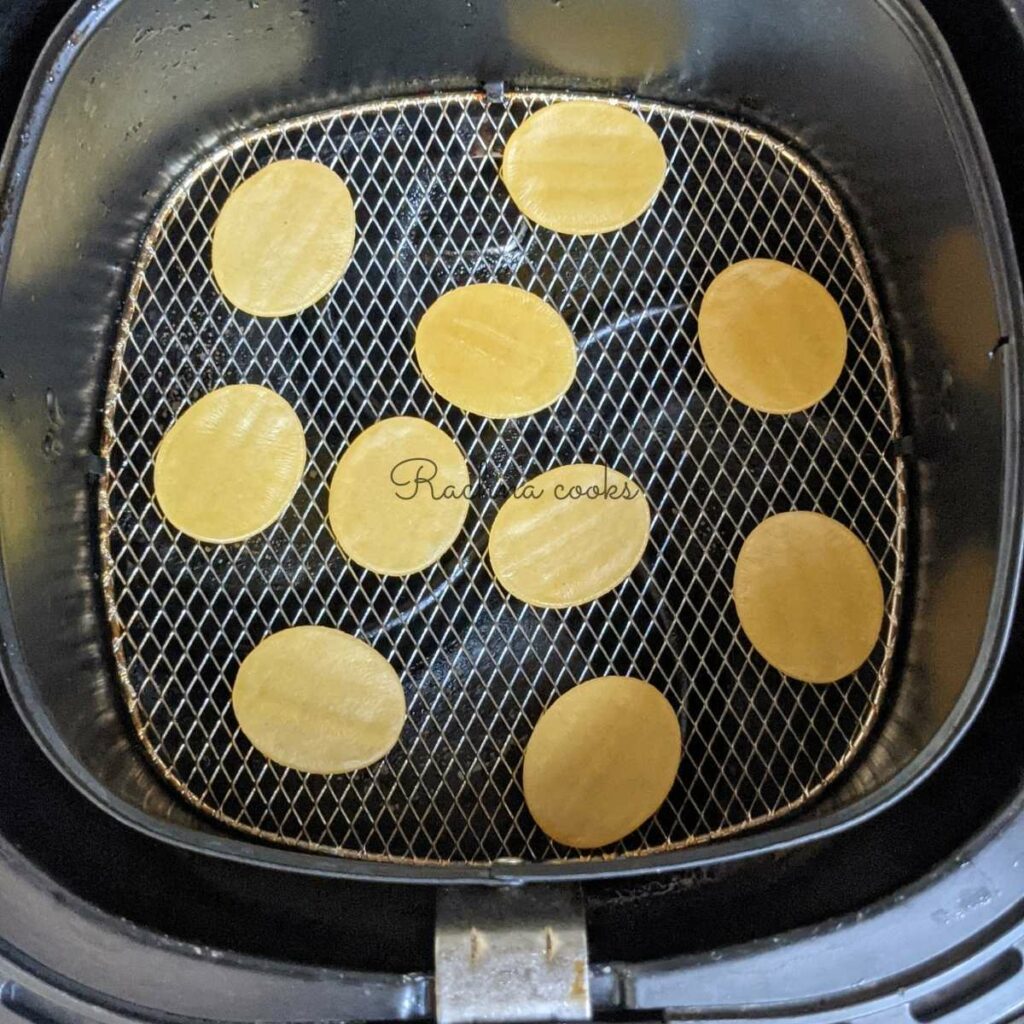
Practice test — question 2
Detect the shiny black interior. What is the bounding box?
[0,0,1022,973]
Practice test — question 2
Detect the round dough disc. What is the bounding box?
[501,101,666,235]
[488,464,650,608]
[211,159,356,317]
[232,626,406,774]
[733,511,885,683]
[154,384,306,543]
[328,417,470,576]
[415,283,577,418]
[523,676,682,848]
[698,259,847,414]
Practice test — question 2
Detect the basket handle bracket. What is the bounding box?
[434,884,591,1024]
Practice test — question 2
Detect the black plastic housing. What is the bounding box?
[1,3,1024,1022]
[0,0,1020,887]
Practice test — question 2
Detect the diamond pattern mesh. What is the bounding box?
[99,92,906,866]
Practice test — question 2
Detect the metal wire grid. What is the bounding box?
[99,91,906,866]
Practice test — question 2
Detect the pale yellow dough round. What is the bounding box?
[501,101,666,235]
[523,676,682,848]
[698,259,847,414]
[153,384,306,543]
[733,511,884,684]
[211,159,356,317]
[415,283,577,418]
[488,464,650,608]
[232,626,405,774]
[328,417,470,576]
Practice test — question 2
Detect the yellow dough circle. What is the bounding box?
[488,464,650,608]
[523,676,682,848]
[232,626,406,774]
[153,384,306,543]
[415,283,577,418]
[733,511,885,684]
[211,159,356,317]
[698,259,847,414]
[501,101,667,235]
[328,417,471,576]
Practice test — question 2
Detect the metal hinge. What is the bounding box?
[435,885,591,1024]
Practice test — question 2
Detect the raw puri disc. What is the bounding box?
[698,258,847,414]
[488,463,650,608]
[232,626,406,774]
[500,100,667,235]
[153,383,306,544]
[328,416,471,576]
[414,283,577,418]
[733,511,885,684]
[523,676,682,848]
[211,159,356,317]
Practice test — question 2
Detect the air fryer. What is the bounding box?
[0,0,1022,1021]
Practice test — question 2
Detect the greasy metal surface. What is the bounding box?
[435,886,591,1023]
[98,91,906,867]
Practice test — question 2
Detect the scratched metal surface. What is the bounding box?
[98,91,906,865]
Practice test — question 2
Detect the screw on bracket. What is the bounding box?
[435,885,591,1024]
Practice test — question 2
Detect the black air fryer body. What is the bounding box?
[1,1,1023,1022]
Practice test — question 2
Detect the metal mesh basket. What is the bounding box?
[99,91,906,866]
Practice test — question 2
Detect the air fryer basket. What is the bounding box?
[99,93,905,866]
[0,0,1019,883]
